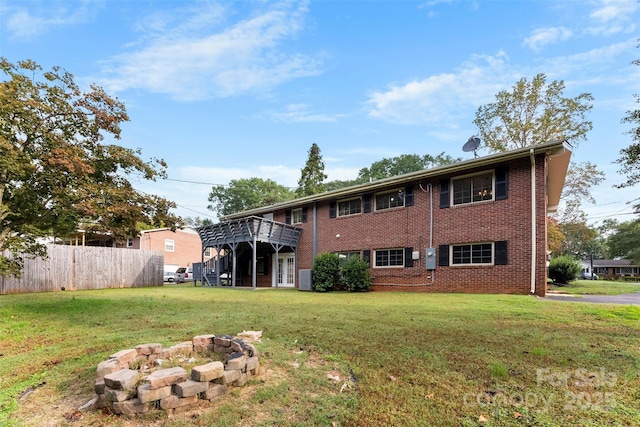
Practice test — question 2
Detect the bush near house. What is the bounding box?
[341,256,372,292]
[549,255,582,285]
[312,252,341,292]
[312,252,372,292]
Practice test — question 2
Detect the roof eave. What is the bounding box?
[225,139,571,219]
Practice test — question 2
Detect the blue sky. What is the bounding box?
[1,0,639,224]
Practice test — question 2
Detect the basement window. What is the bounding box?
[374,248,404,268]
[452,243,493,265]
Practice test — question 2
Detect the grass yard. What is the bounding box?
[1,286,639,426]
[548,279,640,296]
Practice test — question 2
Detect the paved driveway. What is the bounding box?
[545,292,640,305]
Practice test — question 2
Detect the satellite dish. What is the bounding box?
[462,136,481,157]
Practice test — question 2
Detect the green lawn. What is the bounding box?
[1,286,639,426]
[548,279,640,296]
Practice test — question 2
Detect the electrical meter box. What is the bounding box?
[425,247,436,270]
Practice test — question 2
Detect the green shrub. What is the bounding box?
[341,256,372,292]
[312,252,341,292]
[548,255,581,285]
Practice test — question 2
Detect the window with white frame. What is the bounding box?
[451,243,493,265]
[374,248,404,268]
[375,189,405,211]
[164,239,175,252]
[452,171,494,206]
[338,197,362,217]
[126,238,133,247]
[292,208,303,224]
[204,247,212,257]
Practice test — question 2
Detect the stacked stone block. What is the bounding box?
[93,334,260,415]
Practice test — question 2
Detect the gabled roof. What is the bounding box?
[225,140,572,220]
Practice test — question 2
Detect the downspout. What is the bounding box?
[530,149,536,294]
[428,183,434,285]
[312,202,318,260]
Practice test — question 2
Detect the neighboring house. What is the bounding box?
[197,140,572,296]
[59,230,118,247]
[135,227,216,272]
[582,259,640,280]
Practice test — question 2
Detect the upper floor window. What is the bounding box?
[292,208,304,224]
[165,239,175,252]
[375,189,405,211]
[440,168,508,209]
[374,248,404,268]
[452,172,494,206]
[338,197,362,217]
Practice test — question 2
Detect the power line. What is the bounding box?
[162,177,227,186]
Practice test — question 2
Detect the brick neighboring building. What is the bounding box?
[199,140,572,296]
[134,227,215,272]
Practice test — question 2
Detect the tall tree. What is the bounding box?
[562,161,605,205]
[606,218,640,263]
[296,143,327,197]
[0,58,179,277]
[474,73,594,151]
[556,201,605,259]
[357,152,460,182]
[208,178,295,218]
[616,46,640,210]
[547,216,565,257]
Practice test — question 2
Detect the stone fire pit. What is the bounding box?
[92,332,261,415]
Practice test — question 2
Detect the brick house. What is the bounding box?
[581,259,640,280]
[197,140,572,296]
[134,227,216,272]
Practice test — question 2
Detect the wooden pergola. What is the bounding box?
[196,216,302,288]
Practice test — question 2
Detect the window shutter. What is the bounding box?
[439,179,450,208]
[363,194,372,213]
[404,247,414,267]
[404,185,414,206]
[495,167,508,200]
[285,210,291,224]
[494,240,508,265]
[329,201,336,218]
[302,207,308,223]
[438,244,449,266]
[362,250,371,267]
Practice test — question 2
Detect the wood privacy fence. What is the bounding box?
[0,245,164,295]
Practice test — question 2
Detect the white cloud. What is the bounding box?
[523,27,573,51]
[3,1,94,40]
[583,0,638,36]
[590,0,638,23]
[365,30,638,129]
[260,104,341,123]
[542,39,635,80]
[98,1,322,101]
[366,51,516,126]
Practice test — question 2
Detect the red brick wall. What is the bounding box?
[274,155,549,295]
[137,229,216,270]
